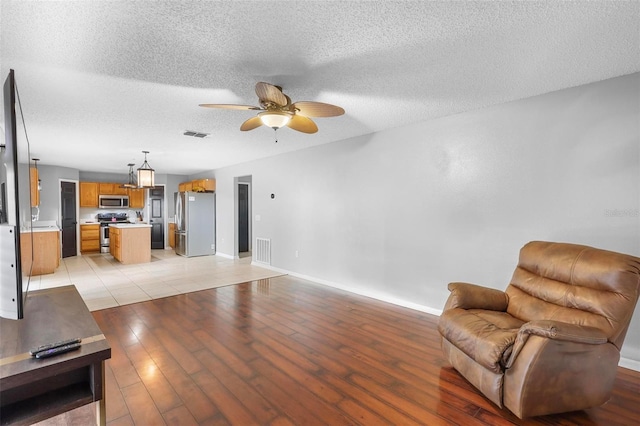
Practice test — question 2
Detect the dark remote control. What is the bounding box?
[30,338,82,356]
[34,342,81,359]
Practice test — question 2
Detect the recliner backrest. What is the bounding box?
[505,241,640,349]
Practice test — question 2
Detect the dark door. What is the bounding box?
[238,184,249,253]
[150,187,164,249]
[60,181,77,258]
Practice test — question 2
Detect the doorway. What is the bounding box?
[237,178,252,258]
[150,186,164,249]
[60,181,77,258]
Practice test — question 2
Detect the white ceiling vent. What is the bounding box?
[183,130,210,138]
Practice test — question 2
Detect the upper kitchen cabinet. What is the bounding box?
[192,179,215,192]
[179,178,215,192]
[80,182,99,207]
[179,181,192,192]
[30,167,39,207]
[98,183,128,195]
[129,188,145,209]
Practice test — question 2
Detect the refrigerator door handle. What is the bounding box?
[176,194,183,231]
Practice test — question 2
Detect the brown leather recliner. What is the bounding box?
[438,241,640,418]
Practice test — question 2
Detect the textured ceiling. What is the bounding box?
[1,1,639,175]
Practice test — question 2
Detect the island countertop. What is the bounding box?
[108,223,152,229]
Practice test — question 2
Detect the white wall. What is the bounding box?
[38,165,79,223]
[214,73,640,363]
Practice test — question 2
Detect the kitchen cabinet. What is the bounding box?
[192,178,215,192]
[81,181,132,206]
[109,227,121,259]
[129,188,145,208]
[109,224,151,264]
[80,223,100,253]
[179,178,215,193]
[30,167,39,207]
[80,182,99,207]
[20,230,60,276]
[112,185,129,195]
[99,183,128,195]
[168,223,175,248]
[179,181,193,192]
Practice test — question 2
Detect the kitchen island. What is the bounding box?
[109,223,152,264]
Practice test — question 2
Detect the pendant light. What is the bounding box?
[120,163,137,189]
[137,151,155,188]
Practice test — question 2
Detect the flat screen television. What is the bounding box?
[1,69,34,320]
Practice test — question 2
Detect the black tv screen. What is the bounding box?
[1,69,31,320]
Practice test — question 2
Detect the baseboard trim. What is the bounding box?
[215,252,236,260]
[252,263,639,372]
[619,357,640,372]
[251,263,443,317]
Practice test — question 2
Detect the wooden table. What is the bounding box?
[0,286,111,425]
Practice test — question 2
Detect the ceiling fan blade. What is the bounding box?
[199,104,262,110]
[292,101,345,117]
[255,82,288,106]
[287,115,318,134]
[240,116,264,131]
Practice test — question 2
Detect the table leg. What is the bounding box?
[96,360,106,426]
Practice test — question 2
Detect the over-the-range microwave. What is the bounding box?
[99,195,129,209]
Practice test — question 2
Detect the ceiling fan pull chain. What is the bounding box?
[274,128,278,143]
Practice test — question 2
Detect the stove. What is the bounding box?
[97,212,129,224]
[97,213,129,253]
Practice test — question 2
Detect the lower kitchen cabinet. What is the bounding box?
[109,227,121,259]
[80,224,100,253]
[168,222,175,248]
[20,230,60,276]
[109,224,151,264]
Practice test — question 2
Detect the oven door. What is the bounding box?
[100,224,110,246]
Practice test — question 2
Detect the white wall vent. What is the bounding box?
[183,130,210,138]
[255,238,271,265]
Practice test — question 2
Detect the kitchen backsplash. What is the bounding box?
[79,207,143,223]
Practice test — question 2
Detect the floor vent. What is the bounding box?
[255,238,271,265]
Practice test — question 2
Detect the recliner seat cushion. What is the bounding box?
[438,308,524,373]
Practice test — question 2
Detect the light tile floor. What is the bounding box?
[25,250,284,311]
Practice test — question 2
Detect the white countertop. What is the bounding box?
[109,223,152,229]
[21,227,61,234]
[20,221,60,233]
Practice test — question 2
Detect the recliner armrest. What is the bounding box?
[519,320,608,344]
[505,319,608,368]
[444,282,508,311]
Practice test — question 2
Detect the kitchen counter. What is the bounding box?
[109,224,151,264]
[20,229,60,276]
[21,227,60,233]
[21,221,60,233]
[108,223,152,229]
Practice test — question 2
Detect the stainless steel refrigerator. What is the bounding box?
[174,191,215,257]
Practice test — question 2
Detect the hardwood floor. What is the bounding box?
[43,276,640,425]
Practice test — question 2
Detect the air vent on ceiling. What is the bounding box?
[183,130,210,138]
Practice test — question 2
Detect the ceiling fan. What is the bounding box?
[199,82,344,135]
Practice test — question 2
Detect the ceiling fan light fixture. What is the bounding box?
[259,111,291,129]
